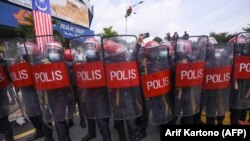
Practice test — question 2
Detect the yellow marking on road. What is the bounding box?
[14,129,35,140]
[1,129,35,141]
[1,112,80,141]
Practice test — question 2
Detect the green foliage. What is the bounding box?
[15,14,67,48]
[16,14,59,38]
[15,14,35,37]
[209,32,236,43]
[153,36,163,43]
[242,24,250,32]
[100,26,118,37]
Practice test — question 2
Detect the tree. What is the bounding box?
[100,26,118,38]
[209,32,235,43]
[16,14,35,37]
[242,24,250,32]
[153,36,163,43]
[15,14,67,48]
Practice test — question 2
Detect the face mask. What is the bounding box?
[86,50,97,60]
[214,53,221,58]
[242,44,250,55]
[18,48,26,56]
[74,53,86,62]
[159,51,168,57]
[187,54,196,60]
[76,47,83,53]
[148,51,158,60]
[49,52,60,61]
[21,55,29,62]
[0,53,4,60]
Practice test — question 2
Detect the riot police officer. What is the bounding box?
[4,41,49,141]
[174,38,206,124]
[0,51,15,141]
[19,43,48,141]
[103,35,143,141]
[138,40,174,137]
[43,41,72,141]
[70,36,111,141]
[229,34,250,124]
[28,39,74,141]
[64,47,87,129]
[202,37,233,124]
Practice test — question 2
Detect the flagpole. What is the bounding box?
[126,15,128,35]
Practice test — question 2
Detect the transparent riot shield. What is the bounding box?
[4,38,41,118]
[26,35,75,122]
[230,32,250,110]
[202,42,233,118]
[0,64,19,119]
[175,36,207,117]
[103,35,142,120]
[138,43,173,125]
[69,35,109,119]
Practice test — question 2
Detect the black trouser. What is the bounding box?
[136,97,147,134]
[230,108,248,125]
[0,116,14,141]
[115,119,137,141]
[72,85,85,120]
[87,118,111,141]
[206,116,224,125]
[193,112,202,124]
[29,116,45,134]
[180,116,193,125]
[167,117,177,125]
[45,121,70,141]
[43,122,53,140]
[55,120,70,141]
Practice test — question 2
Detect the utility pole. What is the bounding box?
[125,1,143,34]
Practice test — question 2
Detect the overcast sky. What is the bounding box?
[89,0,250,40]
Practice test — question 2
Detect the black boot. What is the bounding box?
[136,130,146,141]
[43,123,54,141]
[136,125,146,141]
[5,135,14,141]
[55,121,71,141]
[217,116,224,125]
[230,108,241,125]
[193,112,202,124]
[81,134,96,141]
[180,116,193,125]
[28,116,45,141]
[115,120,127,141]
[206,117,216,125]
[27,130,44,141]
[81,119,96,141]
[80,118,86,128]
[1,116,14,141]
[44,137,54,141]
[67,119,74,128]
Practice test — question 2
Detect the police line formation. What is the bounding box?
[0,32,250,141]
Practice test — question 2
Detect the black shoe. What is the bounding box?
[44,137,54,141]
[67,119,74,128]
[27,131,44,141]
[80,118,86,128]
[136,131,147,141]
[81,134,96,141]
[5,137,14,141]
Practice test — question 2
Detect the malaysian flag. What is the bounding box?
[32,0,53,52]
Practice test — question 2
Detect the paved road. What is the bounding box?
[1,112,248,141]
[1,115,160,141]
